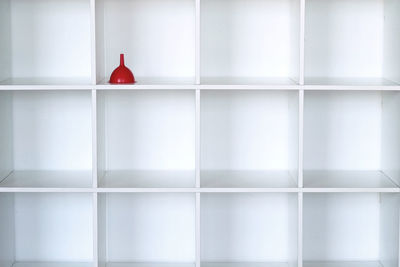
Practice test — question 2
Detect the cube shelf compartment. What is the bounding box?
[98,193,195,265]
[304,193,400,267]
[95,0,196,85]
[304,0,400,85]
[201,90,299,188]
[200,0,300,84]
[0,0,92,85]
[0,90,93,188]
[0,193,94,266]
[1,0,400,267]
[201,193,298,266]
[96,90,195,188]
[304,91,400,189]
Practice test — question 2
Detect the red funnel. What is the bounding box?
[109,54,135,84]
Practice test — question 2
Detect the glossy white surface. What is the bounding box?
[0,171,92,188]
[14,193,93,261]
[0,77,92,85]
[200,77,297,85]
[304,262,383,267]
[13,263,94,267]
[201,193,298,262]
[202,263,291,267]
[304,77,398,86]
[303,170,397,188]
[98,77,196,86]
[0,0,92,82]
[97,90,195,172]
[101,193,195,262]
[201,0,299,81]
[201,91,298,175]
[1,0,400,265]
[99,170,195,188]
[201,170,297,188]
[106,263,195,267]
[96,0,195,83]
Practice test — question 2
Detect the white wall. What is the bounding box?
[201,0,295,78]
[201,91,297,170]
[105,193,195,262]
[101,91,195,170]
[11,0,91,79]
[305,0,383,78]
[304,193,380,261]
[304,91,381,170]
[15,193,93,261]
[13,91,92,170]
[201,193,297,262]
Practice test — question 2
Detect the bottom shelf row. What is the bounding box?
[0,193,398,267]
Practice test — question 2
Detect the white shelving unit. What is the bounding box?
[0,0,400,267]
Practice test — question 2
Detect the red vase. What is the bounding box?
[109,54,135,84]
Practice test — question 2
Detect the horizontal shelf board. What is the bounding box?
[201,77,298,85]
[97,77,196,89]
[304,77,399,86]
[96,188,299,193]
[201,170,298,188]
[302,188,400,193]
[0,77,92,88]
[0,187,398,193]
[304,261,383,267]
[0,188,96,193]
[12,262,93,267]
[106,263,194,267]
[0,171,398,192]
[201,263,290,267]
[303,170,399,189]
[0,170,93,189]
[1,83,400,91]
[302,85,400,91]
[199,77,299,90]
[99,170,196,188]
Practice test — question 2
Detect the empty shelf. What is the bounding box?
[99,170,196,188]
[201,170,297,188]
[0,77,91,85]
[304,261,383,267]
[13,262,93,267]
[106,263,195,267]
[303,170,398,188]
[201,77,297,85]
[0,170,93,188]
[202,263,291,267]
[304,77,398,86]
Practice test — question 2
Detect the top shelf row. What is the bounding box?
[0,0,399,86]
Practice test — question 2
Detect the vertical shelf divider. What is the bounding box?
[89,0,98,260]
[299,0,305,85]
[195,89,201,267]
[298,0,305,258]
[298,192,303,267]
[196,89,201,188]
[90,0,97,85]
[93,192,99,267]
[298,89,304,188]
[92,89,98,189]
[195,0,201,85]
[196,192,201,267]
